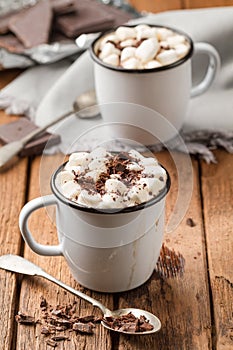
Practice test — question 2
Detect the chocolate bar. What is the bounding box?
[51,0,76,15]
[0,118,61,157]
[55,0,115,38]
[9,0,53,48]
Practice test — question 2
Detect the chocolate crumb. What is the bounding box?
[46,339,57,348]
[186,218,196,227]
[51,335,70,341]
[15,312,36,325]
[73,322,94,334]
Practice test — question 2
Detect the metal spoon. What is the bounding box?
[0,90,98,168]
[0,254,161,335]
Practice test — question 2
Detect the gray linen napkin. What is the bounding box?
[0,7,233,162]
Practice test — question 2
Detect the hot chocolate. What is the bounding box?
[94,24,191,69]
[57,148,167,209]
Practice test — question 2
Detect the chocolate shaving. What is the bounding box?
[46,339,57,348]
[103,312,154,333]
[15,311,36,325]
[73,322,94,334]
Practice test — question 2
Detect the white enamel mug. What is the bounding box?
[19,163,170,293]
[90,24,220,143]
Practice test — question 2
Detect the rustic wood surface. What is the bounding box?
[0,3,233,344]
[129,0,233,12]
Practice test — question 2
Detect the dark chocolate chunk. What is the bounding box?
[0,118,61,157]
[73,322,94,334]
[9,0,53,48]
[46,339,58,348]
[186,217,196,227]
[15,311,36,325]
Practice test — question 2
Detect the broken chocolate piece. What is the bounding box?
[9,0,53,48]
[46,339,57,348]
[0,118,61,157]
[73,322,94,334]
[15,311,36,325]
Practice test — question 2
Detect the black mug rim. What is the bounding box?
[90,23,194,74]
[51,162,171,215]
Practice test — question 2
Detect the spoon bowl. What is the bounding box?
[0,89,99,169]
[0,254,161,335]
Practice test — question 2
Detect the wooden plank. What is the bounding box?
[184,0,233,8]
[0,71,28,350]
[201,150,233,350]
[117,151,212,349]
[129,0,182,13]
[16,155,114,349]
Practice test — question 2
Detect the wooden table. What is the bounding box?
[0,67,233,350]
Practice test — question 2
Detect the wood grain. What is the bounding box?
[129,0,233,12]
[129,0,182,12]
[16,155,114,350]
[117,151,212,349]
[0,70,28,350]
[201,150,233,350]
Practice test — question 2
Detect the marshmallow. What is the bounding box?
[99,42,119,60]
[129,149,145,160]
[138,177,165,195]
[121,57,141,69]
[157,28,173,40]
[139,157,158,167]
[136,26,158,41]
[61,181,81,200]
[144,60,162,69]
[157,49,178,65]
[135,38,159,63]
[127,185,149,204]
[126,162,143,171]
[100,193,124,209]
[78,190,102,207]
[68,152,91,167]
[142,165,167,180]
[120,39,137,48]
[167,34,186,47]
[57,170,75,185]
[88,158,108,171]
[64,165,85,175]
[115,26,136,41]
[90,147,108,159]
[99,34,120,49]
[105,179,127,195]
[103,53,120,67]
[120,47,137,62]
[85,170,102,182]
[175,43,190,58]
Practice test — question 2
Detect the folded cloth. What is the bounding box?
[0,7,233,162]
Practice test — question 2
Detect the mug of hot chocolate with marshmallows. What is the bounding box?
[90,24,220,143]
[19,147,170,292]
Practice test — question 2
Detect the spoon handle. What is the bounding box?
[0,109,73,168]
[39,269,110,315]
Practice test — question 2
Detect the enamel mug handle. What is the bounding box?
[19,195,63,256]
[191,42,220,98]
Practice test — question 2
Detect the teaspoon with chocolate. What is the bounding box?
[0,254,161,335]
